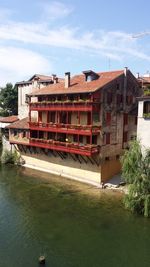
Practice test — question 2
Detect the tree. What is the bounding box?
[0,83,18,116]
[121,140,150,217]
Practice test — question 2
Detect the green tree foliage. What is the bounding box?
[0,83,18,115]
[1,149,20,164]
[121,140,150,217]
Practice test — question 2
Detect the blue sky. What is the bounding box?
[0,0,150,85]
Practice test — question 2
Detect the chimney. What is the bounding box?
[136,72,140,79]
[65,72,70,88]
[124,67,128,77]
[52,74,56,81]
[54,77,58,84]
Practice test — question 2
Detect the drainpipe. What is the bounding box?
[123,67,128,110]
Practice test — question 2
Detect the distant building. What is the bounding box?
[7,68,141,185]
[16,74,62,119]
[0,115,19,149]
[137,72,150,91]
[137,95,150,150]
[0,116,19,129]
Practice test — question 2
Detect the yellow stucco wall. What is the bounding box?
[100,159,121,182]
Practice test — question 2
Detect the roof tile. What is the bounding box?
[30,70,124,96]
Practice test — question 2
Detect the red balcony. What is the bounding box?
[29,138,100,156]
[29,122,101,135]
[29,101,100,112]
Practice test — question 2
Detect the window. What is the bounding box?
[117,94,123,104]
[31,130,37,138]
[93,112,100,123]
[107,92,112,104]
[79,135,83,143]
[116,83,120,90]
[123,131,128,143]
[23,131,26,138]
[25,94,29,104]
[87,112,91,125]
[73,135,78,143]
[39,112,42,122]
[106,133,110,144]
[126,95,133,105]
[92,135,97,144]
[14,130,18,136]
[130,135,136,141]
[143,101,150,114]
[86,136,90,144]
[39,131,44,139]
[106,112,111,126]
[123,113,128,125]
[48,112,55,123]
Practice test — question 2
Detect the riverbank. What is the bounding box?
[22,161,127,194]
[23,163,101,187]
[21,165,125,200]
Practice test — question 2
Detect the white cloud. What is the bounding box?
[0,20,150,62]
[0,6,150,85]
[0,46,52,86]
[39,1,73,20]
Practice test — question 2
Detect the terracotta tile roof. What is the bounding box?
[6,117,29,129]
[29,74,53,81]
[16,74,63,85]
[0,115,18,123]
[30,70,124,96]
[15,81,32,85]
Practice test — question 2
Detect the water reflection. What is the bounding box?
[0,164,150,267]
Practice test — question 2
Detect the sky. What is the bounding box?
[0,0,150,86]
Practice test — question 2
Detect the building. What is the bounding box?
[136,72,150,92]
[137,95,150,150]
[0,115,19,130]
[8,68,141,185]
[0,115,19,149]
[16,74,62,119]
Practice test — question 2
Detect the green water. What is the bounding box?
[0,164,150,267]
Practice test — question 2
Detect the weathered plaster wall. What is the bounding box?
[21,152,101,186]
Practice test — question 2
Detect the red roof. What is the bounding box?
[16,74,63,85]
[0,115,18,123]
[30,70,124,96]
[6,117,29,129]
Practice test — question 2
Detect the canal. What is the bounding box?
[0,164,150,267]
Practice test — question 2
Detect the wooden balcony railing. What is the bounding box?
[29,122,101,135]
[29,101,100,112]
[29,138,100,156]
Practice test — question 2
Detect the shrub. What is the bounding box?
[1,149,20,164]
[121,140,150,217]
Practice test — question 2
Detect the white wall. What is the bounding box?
[137,100,150,150]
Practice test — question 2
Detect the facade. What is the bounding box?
[137,72,150,92]
[8,68,141,185]
[0,115,19,150]
[137,96,150,150]
[16,74,62,119]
